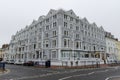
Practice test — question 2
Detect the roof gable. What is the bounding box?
[82,17,89,24]
[38,15,45,21]
[66,9,77,18]
[46,9,57,17]
[92,22,97,27]
[100,26,104,31]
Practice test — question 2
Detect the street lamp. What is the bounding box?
[24,52,27,63]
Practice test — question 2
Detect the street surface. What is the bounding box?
[0,64,120,80]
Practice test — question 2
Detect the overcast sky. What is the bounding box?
[0,0,120,47]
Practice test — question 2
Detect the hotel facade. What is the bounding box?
[105,32,119,63]
[8,9,106,66]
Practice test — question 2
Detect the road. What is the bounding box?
[0,64,120,80]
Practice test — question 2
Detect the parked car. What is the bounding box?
[0,60,8,64]
[8,60,15,64]
[34,61,45,66]
[23,61,34,66]
[14,60,24,65]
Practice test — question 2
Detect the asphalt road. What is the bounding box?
[0,64,120,80]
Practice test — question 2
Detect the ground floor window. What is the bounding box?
[61,50,102,59]
[61,51,71,58]
[85,54,89,58]
[51,51,57,59]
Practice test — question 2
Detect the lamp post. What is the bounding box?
[24,52,27,63]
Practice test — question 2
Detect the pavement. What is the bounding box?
[0,69,5,74]
[0,69,10,76]
[0,69,3,73]
[0,64,120,80]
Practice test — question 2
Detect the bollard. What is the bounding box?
[45,60,51,68]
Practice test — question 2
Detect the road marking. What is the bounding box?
[114,66,119,70]
[59,72,95,80]
[105,76,120,80]
[105,69,108,72]
[58,67,120,80]
[16,74,52,80]
[95,69,108,73]
[73,74,87,77]
[58,69,111,80]
[41,70,59,73]
[59,76,73,80]
[0,69,10,76]
[88,72,95,75]
[14,71,60,80]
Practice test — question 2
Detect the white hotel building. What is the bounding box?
[9,9,106,66]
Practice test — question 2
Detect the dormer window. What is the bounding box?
[76,19,79,23]
[46,18,49,23]
[50,12,52,14]
[53,15,57,19]
[70,17,73,21]
[64,15,67,19]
